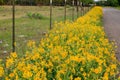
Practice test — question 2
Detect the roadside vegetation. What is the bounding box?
[0,6,86,57]
[0,6,119,80]
[116,6,120,9]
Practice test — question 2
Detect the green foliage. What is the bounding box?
[16,0,36,5]
[80,0,94,4]
[118,0,120,5]
[0,0,94,5]
[0,0,4,5]
[95,0,119,6]
[107,0,119,6]
[27,12,47,19]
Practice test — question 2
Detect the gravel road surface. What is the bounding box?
[103,8,120,61]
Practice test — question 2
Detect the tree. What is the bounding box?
[107,0,119,6]
[118,0,120,5]
[80,0,94,4]
[0,0,4,5]
[0,0,95,6]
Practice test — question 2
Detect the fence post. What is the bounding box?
[77,0,79,18]
[87,4,89,12]
[80,2,83,16]
[50,0,52,30]
[12,0,15,52]
[83,3,85,15]
[64,0,67,22]
[72,0,74,21]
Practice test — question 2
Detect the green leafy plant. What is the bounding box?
[26,12,47,19]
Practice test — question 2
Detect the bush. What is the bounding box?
[27,12,46,19]
[107,0,119,6]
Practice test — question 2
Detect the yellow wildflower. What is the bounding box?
[23,70,33,79]
[111,64,116,69]
[80,67,83,71]
[103,72,108,80]
[5,77,10,80]
[93,66,102,74]
[6,58,14,68]
[10,52,17,58]
[83,72,86,77]
[9,73,14,78]
[74,77,81,80]
[0,66,4,77]
[27,40,35,47]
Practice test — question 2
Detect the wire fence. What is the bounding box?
[0,0,93,58]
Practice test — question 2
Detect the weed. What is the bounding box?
[27,12,47,19]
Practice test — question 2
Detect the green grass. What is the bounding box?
[0,6,89,58]
[116,6,120,10]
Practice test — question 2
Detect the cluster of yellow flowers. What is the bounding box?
[0,6,119,80]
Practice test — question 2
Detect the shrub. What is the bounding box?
[27,12,46,19]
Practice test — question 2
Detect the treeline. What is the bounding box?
[96,0,120,7]
[0,0,94,6]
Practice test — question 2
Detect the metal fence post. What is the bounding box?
[72,0,74,21]
[50,0,52,30]
[83,3,85,15]
[64,0,67,22]
[80,2,83,16]
[12,0,15,52]
[77,0,79,18]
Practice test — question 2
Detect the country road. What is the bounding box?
[103,8,120,61]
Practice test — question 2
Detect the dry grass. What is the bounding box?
[0,5,89,58]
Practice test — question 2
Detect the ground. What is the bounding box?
[0,6,88,58]
[103,7,120,61]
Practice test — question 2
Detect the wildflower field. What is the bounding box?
[0,6,119,80]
